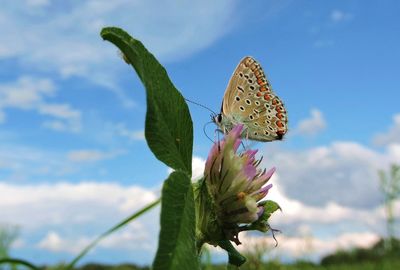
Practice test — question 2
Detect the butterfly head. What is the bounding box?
[211,113,222,125]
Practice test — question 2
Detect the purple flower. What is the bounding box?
[199,124,276,245]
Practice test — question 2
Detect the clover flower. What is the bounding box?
[195,124,278,249]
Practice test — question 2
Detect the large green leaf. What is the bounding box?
[153,171,199,270]
[101,27,193,175]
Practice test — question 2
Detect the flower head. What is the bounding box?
[197,124,277,246]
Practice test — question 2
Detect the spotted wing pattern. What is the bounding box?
[220,56,288,141]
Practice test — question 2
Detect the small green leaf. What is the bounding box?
[101,27,193,175]
[153,171,199,270]
[262,200,281,219]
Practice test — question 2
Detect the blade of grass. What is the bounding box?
[66,198,160,270]
[0,258,40,270]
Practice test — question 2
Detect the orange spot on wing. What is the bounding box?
[264,94,270,101]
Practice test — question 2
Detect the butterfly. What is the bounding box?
[213,56,288,141]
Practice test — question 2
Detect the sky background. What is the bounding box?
[1,0,400,266]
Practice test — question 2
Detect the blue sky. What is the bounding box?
[1,0,400,266]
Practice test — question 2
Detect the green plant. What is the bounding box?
[379,164,400,250]
[0,27,282,270]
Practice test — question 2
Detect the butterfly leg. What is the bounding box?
[244,129,250,150]
[214,128,222,152]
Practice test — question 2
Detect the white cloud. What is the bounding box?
[330,10,353,23]
[25,0,50,7]
[294,109,326,136]
[0,181,160,262]
[387,143,400,161]
[115,124,145,141]
[0,76,55,109]
[67,149,124,163]
[167,156,205,181]
[373,113,400,146]
[0,182,158,230]
[0,144,75,181]
[262,141,400,209]
[237,231,379,261]
[192,156,206,180]
[37,231,91,254]
[265,182,392,231]
[0,1,237,106]
[42,120,78,132]
[0,76,82,132]
[1,155,398,263]
[0,143,129,181]
[39,103,80,120]
[37,222,154,255]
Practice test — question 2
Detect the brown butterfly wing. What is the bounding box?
[220,56,288,141]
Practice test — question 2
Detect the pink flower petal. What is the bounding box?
[230,124,244,139]
[243,164,257,179]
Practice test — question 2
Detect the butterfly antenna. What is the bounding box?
[184,98,217,116]
[203,121,215,144]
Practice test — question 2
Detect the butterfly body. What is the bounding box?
[214,56,288,142]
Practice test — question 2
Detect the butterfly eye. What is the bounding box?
[265,103,270,108]
[235,96,240,101]
[249,115,254,120]
[245,99,251,105]
[239,106,245,111]
[255,101,260,106]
